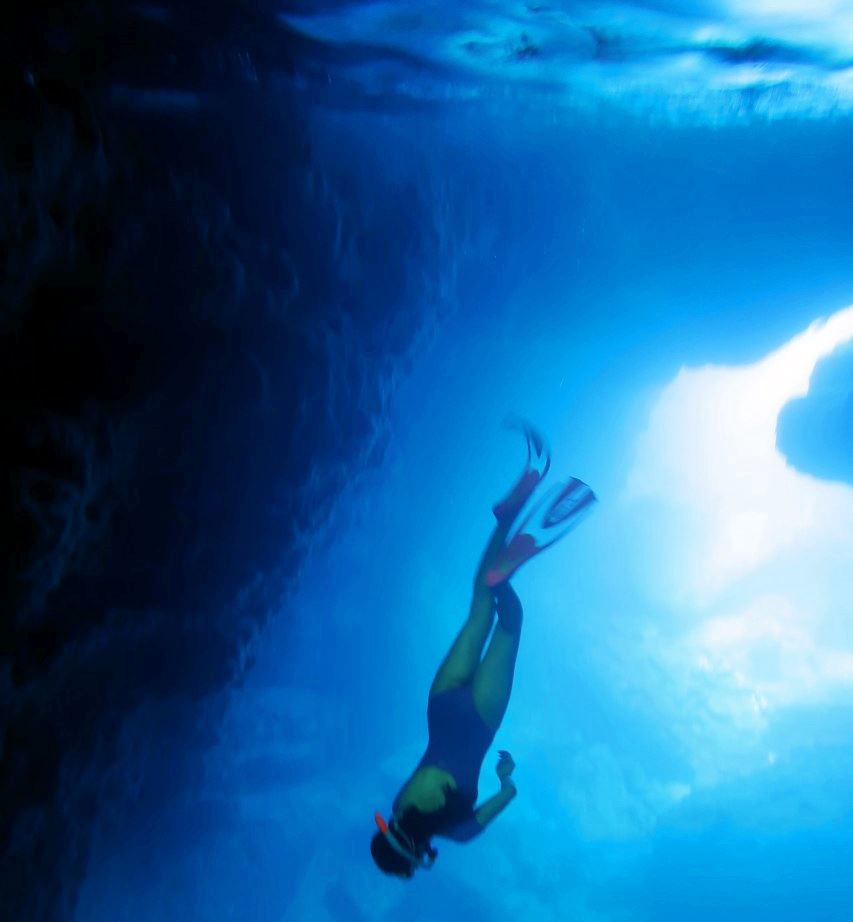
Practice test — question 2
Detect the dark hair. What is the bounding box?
[370,831,415,879]
[370,788,471,878]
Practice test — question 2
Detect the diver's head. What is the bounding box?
[370,812,437,879]
[370,829,416,879]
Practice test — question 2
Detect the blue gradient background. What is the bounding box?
[77,100,853,920]
[7,3,850,921]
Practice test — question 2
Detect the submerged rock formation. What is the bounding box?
[1,4,453,919]
[777,340,853,487]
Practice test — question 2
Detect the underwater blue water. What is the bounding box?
[74,2,853,921]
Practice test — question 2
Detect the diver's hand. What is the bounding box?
[496,750,516,783]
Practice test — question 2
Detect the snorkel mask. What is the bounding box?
[374,812,436,872]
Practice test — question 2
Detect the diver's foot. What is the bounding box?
[492,581,523,633]
[486,478,597,586]
[486,533,537,586]
[492,469,541,523]
[492,419,551,523]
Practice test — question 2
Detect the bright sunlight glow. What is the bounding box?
[626,306,853,763]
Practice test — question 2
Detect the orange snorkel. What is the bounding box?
[374,812,390,835]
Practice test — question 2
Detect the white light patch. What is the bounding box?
[689,593,853,706]
[727,0,849,17]
[626,305,853,729]
[723,0,853,53]
[629,306,853,602]
[728,0,851,13]
[724,0,853,31]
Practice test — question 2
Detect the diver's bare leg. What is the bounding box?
[472,581,522,731]
[428,519,513,697]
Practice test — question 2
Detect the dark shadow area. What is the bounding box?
[777,340,853,486]
[1,4,449,920]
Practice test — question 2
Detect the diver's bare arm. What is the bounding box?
[474,779,517,829]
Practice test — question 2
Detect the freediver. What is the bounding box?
[371,421,596,877]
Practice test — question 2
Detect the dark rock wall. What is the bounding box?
[777,340,853,486]
[1,5,451,920]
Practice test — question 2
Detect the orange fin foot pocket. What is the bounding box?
[487,478,597,586]
[492,418,551,523]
